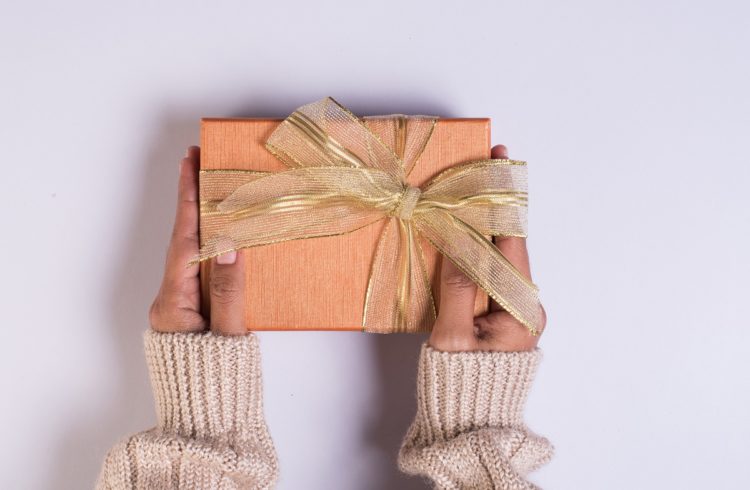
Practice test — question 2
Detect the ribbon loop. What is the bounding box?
[195,97,543,335]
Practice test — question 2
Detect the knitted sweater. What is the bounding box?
[97,331,552,489]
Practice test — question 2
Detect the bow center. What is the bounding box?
[394,186,422,220]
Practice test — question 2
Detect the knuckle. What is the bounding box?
[538,304,548,332]
[149,299,163,328]
[474,311,541,350]
[209,274,241,305]
[473,319,497,342]
[474,315,516,341]
[170,229,198,248]
[442,269,475,291]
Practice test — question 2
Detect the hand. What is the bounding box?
[429,145,546,352]
[149,146,248,336]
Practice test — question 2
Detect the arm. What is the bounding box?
[97,147,278,489]
[398,145,553,489]
[98,331,278,489]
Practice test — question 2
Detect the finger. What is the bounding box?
[435,256,478,333]
[490,143,531,278]
[186,145,200,161]
[489,144,533,311]
[208,250,247,335]
[164,147,201,283]
[174,146,200,244]
[494,237,531,280]
[491,144,508,159]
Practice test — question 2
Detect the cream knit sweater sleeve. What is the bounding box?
[398,343,554,489]
[96,330,279,489]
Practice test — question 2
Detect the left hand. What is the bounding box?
[148,146,248,336]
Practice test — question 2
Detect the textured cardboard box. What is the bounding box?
[199,117,491,331]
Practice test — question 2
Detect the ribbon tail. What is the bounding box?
[192,211,385,266]
[363,218,435,333]
[416,210,543,335]
[192,167,401,265]
[419,159,529,237]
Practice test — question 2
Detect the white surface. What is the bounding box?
[1,1,748,488]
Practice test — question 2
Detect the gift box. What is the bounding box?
[196,98,540,334]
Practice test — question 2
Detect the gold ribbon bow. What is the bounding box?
[193,97,542,334]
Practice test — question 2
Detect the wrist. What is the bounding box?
[415,343,543,432]
[429,323,540,352]
[144,330,265,440]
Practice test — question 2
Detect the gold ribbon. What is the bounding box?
[192,97,542,334]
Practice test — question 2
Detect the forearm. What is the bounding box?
[97,331,278,490]
[398,343,553,489]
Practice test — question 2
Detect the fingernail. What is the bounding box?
[216,251,237,265]
[185,148,191,157]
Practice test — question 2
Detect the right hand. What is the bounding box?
[149,146,248,336]
[429,144,546,352]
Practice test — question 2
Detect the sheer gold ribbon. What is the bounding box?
[192,97,542,334]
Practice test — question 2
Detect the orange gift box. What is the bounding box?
[198,116,492,331]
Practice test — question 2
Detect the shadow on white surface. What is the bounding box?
[227,92,454,119]
[45,113,196,488]
[364,334,431,490]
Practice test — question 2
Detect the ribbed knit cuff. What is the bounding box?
[144,330,267,442]
[414,343,542,443]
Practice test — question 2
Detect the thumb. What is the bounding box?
[208,250,247,335]
[435,256,478,332]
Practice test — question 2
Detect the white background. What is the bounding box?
[1,1,748,488]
